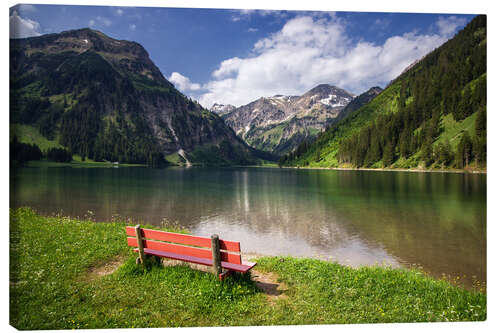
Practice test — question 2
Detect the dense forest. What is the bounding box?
[279,15,486,170]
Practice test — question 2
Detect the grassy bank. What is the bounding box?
[281,165,486,174]
[10,208,486,329]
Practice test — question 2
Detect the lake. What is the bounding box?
[10,166,486,288]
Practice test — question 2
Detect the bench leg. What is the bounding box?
[219,270,233,281]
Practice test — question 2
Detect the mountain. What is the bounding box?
[334,87,382,123]
[221,84,354,155]
[210,103,236,115]
[10,28,264,166]
[280,15,486,171]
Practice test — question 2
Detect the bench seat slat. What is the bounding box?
[221,260,257,273]
[135,248,256,273]
[128,237,212,259]
[125,226,241,252]
[127,237,242,264]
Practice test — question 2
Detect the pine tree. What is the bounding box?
[456,132,473,168]
[422,137,434,167]
[382,140,395,167]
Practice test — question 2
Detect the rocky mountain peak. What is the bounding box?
[22,28,148,58]
[210,103,236,115]
[221,83,355,155]
[307,84,353,96]
[367,86,383,95]
[13,28,164,82]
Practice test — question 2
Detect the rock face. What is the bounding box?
[221,84,354,155]
[210,103,236,115]
[10,28,260,166]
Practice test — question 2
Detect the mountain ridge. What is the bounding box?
[221,84,356,155]
[10,28,266,166]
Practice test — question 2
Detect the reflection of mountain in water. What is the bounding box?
[192,169,400,267]
[10,167,486,287]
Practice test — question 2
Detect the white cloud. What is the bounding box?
[436,16,467,38]
[129,24,136,31]
[373,18,390,30]
[10,10,41,38]
[116,8,124,16]
[89,16,112,28]
[168,72,201,91]
[248,28,258,32]
[196,15,465,108]
[231,8,290,22]
[16,4,36,12]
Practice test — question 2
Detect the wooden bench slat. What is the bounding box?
[125,226,241,252]
[221,260,256,273]
[126,226,211,248]
[135,248,256,273]
[142,248,213,266]
[127,237,242,264]
[128,237,211,260]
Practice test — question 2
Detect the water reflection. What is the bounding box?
[10,166,486,288]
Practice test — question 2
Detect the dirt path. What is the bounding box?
[85,255,126,280]
[85,254,288,302]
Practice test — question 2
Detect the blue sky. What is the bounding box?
[10,4,475,107]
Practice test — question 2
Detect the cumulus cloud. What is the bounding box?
[436,16,467,38]
[194,15,466,108]
[10,10,41,38]
[129,24,136,31]
[168,72,201,91]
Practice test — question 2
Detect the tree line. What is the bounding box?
[10,136,73,164]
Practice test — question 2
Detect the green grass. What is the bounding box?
[246,123,286,152]
[10,208,486,329]
[435,112,477,149]
[10,124,64,151]
[165,152,182,165]
[17,80,44,98]
[256,162,279,168]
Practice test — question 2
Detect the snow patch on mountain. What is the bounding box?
[210,103,236,114]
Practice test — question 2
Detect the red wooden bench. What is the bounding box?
[126,225,256,280]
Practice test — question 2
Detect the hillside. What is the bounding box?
[280,15,486,171]
[334,87,383,124]
[10,28,264,166]
[221,84,355,155]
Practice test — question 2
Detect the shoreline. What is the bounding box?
[10,207,486,329]
[279,165,486,174]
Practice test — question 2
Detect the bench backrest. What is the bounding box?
[125,226,242,265]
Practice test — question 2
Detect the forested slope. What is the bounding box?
[279,15,486,171]
[10,28,266,167]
